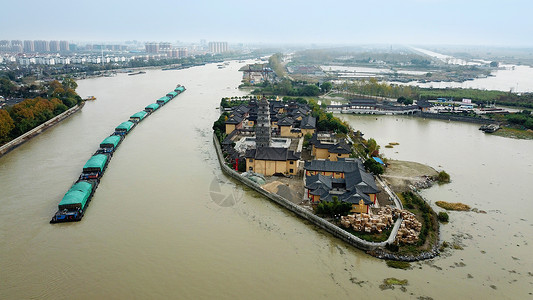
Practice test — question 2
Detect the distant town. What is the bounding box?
[0,39,233,65]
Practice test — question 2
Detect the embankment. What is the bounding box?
[0,103,84,157]
[416,112,497,124]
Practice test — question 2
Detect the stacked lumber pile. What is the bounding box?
[393,209,422,244]
[340,207,394,234]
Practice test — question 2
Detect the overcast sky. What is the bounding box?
[2,0,532,46]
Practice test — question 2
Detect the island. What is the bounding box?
[213,95,442,261]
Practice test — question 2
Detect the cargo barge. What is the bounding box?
[79,153,111,180]
[50,85,185,223]
[50,180,98,223]
[114,121,136,136]
[96,135,123,154]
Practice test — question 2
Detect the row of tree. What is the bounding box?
[0,78,81,144]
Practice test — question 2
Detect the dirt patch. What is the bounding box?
[261,176,304,204]
[382,160,438,192]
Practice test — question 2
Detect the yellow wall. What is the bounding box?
[301,128,315,136]
[328,152,350,161]
[305,170,343,179]
[315,148,329,160]
[369,194,376,204]
[280,125,292,137]
[225,124,236,134]
[350,200,368,213]
[247,158,298,176]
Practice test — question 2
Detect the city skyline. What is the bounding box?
[2,0,533,46]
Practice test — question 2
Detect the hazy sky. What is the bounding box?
[3,0,532,46]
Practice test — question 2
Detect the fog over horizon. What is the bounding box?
[3,0,533,47]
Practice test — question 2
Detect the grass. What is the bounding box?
[385,145,394,148]
[435,201,471,211]
[389,142,400,145]
[345,224,393,243]
[491,127,533,140]
[384,278,408,285]
[386,260,412,270]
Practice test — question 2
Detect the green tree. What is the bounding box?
[364,158,384,175]
[320,82,332,93]
[0,109,15,143]
[61,77,78,90]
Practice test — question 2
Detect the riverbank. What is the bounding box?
[0,102,84,157]
[382,160,439,192]
[489,126,533,140]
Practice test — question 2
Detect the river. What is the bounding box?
[1,62,532,299]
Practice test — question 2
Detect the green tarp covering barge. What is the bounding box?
[114,121,135,135]
[58,181,94,210]
[156,96,171,105]
[130,111,148,122]
[145,103,160,113]
[100,135,122,148]
[166,91,178,98]
[175,86,185,93]
[83,154,109,172]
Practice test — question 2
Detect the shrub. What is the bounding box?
[436,171,450,183]
[438,212,449,223]
[386,260,411,270]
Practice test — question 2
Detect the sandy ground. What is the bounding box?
[259,160,437,208]
[382,160,438,192]
[262,176,304,204]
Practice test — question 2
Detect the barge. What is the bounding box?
[96,135,123,154]
[79,153,111,180]
[50,84,185,224]
[130,111,148,123]
[156,96,171,106]
[166,91,178,99]
[50,180,98,223]
[114,121,135,136]
[145,103,160,113]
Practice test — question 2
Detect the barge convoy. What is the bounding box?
[50,84,186,223]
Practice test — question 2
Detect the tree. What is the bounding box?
[366,138,379,156]
[364,158,384,175]
[320,82,332,93]
[0,109,14,143]
[62,77,77,90]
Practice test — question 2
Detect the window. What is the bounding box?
[289,161,294,165]
[249,159,253,162]
[289,169,294,173]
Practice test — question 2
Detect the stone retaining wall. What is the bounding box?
[213,133,395,252]
[0,102,84,157]
[416,112,497,125]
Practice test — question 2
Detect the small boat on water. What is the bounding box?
[479,124,500,133]
[85,96,96,101]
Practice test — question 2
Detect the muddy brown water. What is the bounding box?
[1,62,531,299]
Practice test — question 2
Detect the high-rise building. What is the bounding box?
[145,42,159,53]
[208,41,228,53]
[49,40,60,52]
[23,40,34,52]
[59,40,69,52]
[178,47,188,58]
[34,40,50,52]
[0,40,10,52]
[159,42,171,51]
[10,40,23,53]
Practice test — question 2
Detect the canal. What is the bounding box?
[0,62,531,299]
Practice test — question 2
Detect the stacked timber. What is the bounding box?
[340,207,394,234]
[394,209,422,244]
